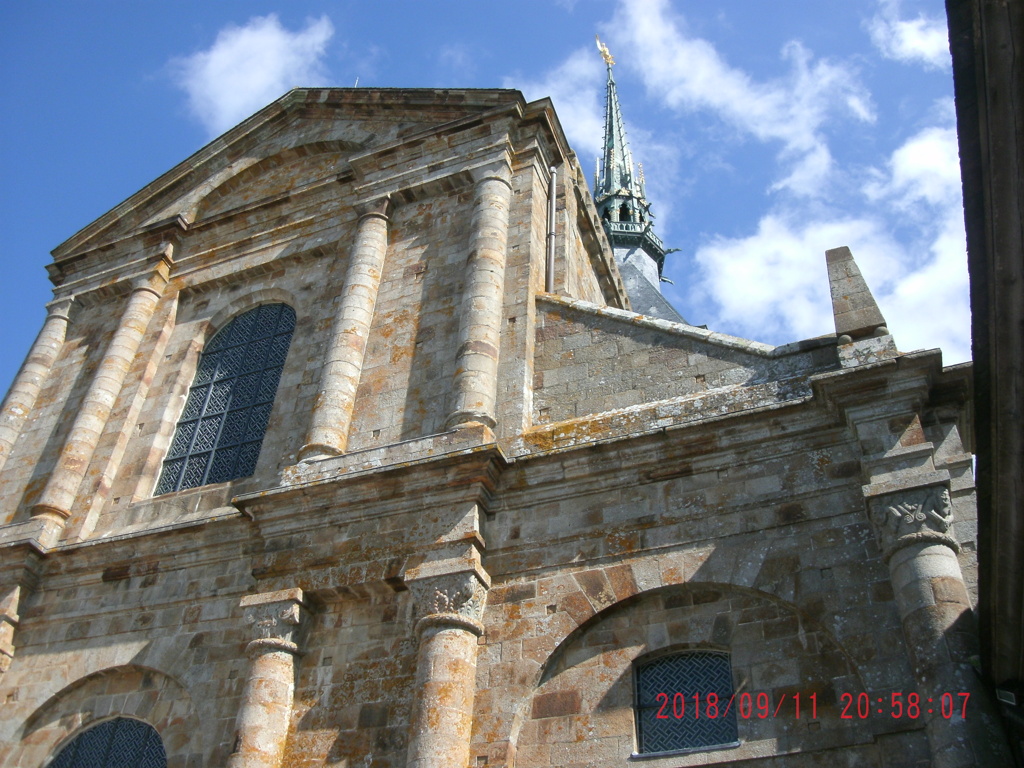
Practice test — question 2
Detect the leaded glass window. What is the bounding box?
[48,717,166,768]
[634,650,739,755]
[155,303,295,495]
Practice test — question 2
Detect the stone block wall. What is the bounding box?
[0,88,996,768]
[0,522,256,767]
[534,297,836,423]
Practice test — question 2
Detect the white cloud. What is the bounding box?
[866,124,961,211]
[688,112,971,363]
[439,44,473,75]
[868,0,950,70]
[609,0,875,196]
[171,15,334,136]
[690,213,903,343]
[503,47,605,160]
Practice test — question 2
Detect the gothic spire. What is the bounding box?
[592,37,685,324]
[592,37,666,277]
[594,37,645,205]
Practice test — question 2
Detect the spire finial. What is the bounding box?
[595,35,615,67]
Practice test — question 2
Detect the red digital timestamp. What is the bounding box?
[652,691,816,721]
[650,691,971,721]
[840,692,970,720]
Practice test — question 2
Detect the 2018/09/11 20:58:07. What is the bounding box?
[651,691,971,720]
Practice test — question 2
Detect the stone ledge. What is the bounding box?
[280,423,497,486]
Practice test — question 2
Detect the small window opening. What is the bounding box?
[634,650,739,755]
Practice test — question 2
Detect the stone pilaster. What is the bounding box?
[406,571,488,768]
[227,588,307,768]
[446,160,513,431]
[864,483,1010,766]
[300,197,392,460]
[0,297,73,474]
[0,585,20,677]
[30,261,170,530]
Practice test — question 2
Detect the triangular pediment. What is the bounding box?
[52,88,527,262]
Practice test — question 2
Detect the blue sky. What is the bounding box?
[0,0,963,399]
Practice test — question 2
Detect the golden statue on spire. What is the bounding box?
[595,35,615,67]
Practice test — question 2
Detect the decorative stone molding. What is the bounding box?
[867,484,959,561]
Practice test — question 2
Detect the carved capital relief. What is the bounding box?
[867,484,959,561]
[409,572,487,636]
[239,589,307,656]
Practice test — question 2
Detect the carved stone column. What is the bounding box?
[227,589,307,768]
[299,197,392,460]
[866,484,1011,767]
[0,298,73,474]
[406,572,488,768]
[31,261,169,526]
[446,161,513,431]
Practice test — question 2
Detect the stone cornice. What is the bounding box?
[236,438,508,530]
[51,88,527,263]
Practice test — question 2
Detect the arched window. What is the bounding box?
[619,203,631,223]
[634,650,739,755]
[155,303,295,495]
[48,717,166,768]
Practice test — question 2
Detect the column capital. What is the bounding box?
[130,257,171,298]
[239,588,307,655]
[44,297,74,320]
[469,156,513,188]
[408,571,487,635]
[354,194,393,220]
[866,483,959,561]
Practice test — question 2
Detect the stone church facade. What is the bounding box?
[0,84,1011,767]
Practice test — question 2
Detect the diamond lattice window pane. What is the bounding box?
[167,421,196,459]
[635,651,738,755]
[155,304,295,495]
[180,386,207,421]
[206,445,240,485]
[48,717,167,768]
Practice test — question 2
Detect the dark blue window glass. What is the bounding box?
[48,717,166,768]
[155,303,295,495]
[635,651,739,754]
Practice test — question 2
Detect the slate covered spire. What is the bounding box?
[593,37,684,323]
[595,41,645,209]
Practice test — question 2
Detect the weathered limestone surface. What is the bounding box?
[0,88,1003,768]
